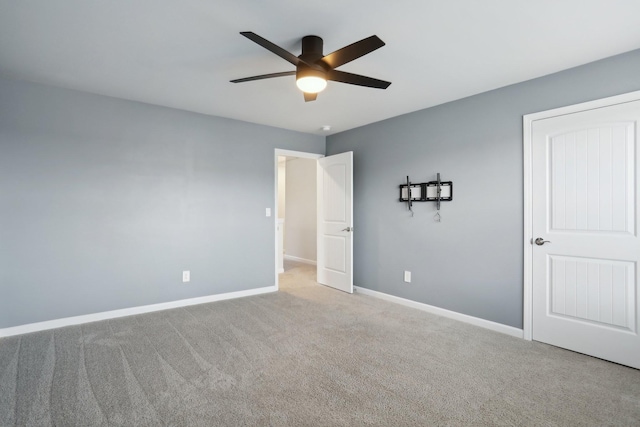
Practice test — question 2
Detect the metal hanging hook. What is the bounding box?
[434,172,442,222]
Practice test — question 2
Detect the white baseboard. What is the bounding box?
[354,286,524,339]
[277,268,284,274]
[284,255,317,266]
[0,286,277,338]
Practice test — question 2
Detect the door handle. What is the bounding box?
[534,237,551,246]
[342,227,353,232]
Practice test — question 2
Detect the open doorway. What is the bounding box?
[274,149,323,289]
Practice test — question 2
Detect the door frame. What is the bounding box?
[274,149,324,290]
[522,90,640,341]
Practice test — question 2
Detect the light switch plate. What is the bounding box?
[404,271,411,283]
[266,208,271,217]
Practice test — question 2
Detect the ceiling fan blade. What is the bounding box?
[240,32,314,68]
[327,70,391,89]
[230,71,296,83]
[304,92,317,102]
[322,35,385,69]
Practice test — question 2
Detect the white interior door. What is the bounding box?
[317,151,353,293]
[531,99,640,369]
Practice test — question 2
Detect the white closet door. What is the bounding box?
[531,100,640,369]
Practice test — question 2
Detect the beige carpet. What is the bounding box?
[1,260,639,426]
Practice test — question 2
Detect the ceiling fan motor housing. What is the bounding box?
[297,35,328,80]
[300,36,325,64]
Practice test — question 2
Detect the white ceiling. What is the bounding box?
[1,1,640,135]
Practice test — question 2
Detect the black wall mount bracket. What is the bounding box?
[399,173,452,217]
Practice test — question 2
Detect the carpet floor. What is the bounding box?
[1,260,639,426]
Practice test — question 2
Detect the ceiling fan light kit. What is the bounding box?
[296,68,327,94]
[231,32,391,102]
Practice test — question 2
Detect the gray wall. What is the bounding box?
[327,49,640,329]
[0,77,324,329]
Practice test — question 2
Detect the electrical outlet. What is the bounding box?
[182,270,190,283]
[266,208,271,217]
[404,271,411,283]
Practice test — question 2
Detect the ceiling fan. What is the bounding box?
[230,32,391,102]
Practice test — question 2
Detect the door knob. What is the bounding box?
[534,237,551,246]
[342,226,353,232]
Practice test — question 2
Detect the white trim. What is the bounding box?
[284,254,317,265]
[524,90,640,122]
[523,114,533,340]
[274,149,324,291]
[277,268,284,274]
[522,90,640,341]
[275,149,324,159]
[0,286,277,338]
[354,286,524,339]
